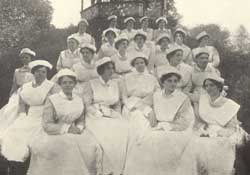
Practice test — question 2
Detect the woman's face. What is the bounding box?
[78,22,87,33]
[141,19,149,28]
[135,35,145,47]
[204,80,221,97]
[81,48,94,63]
[163,75,179,93]
[169,50,183,67]
[199,36,209,46]
[158,20,166,29]
[102,63,115,79]
[126,20,134,29]
[20,53,32,66]
[60,76,76,94]
[106,31,116,42]
[34,66,47,83]
[160,38,170,49]
[110,19,117,28]
[67,39,79,51]
[134,58,146,73]
[174,33,184,44]
[196,53,209,69]
[118,40,128,51]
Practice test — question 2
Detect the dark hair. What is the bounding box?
[166,49,183,60]
[58,75,77,85]
[158,37,170,45]
[115,39,128,50]
[31,65,50,74]
[105,30,116,37]
[203,79,223,92]
[80,47,95,54]
[195,52,209,59]
[160,73,181,84]
[131,57,148,67]
[198,35,209,43]
[97,61,116,75]
[134,34,146,41]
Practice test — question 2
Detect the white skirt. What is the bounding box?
[1,106,43,162]
[0,92,20,139]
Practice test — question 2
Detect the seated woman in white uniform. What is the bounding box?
[98,28,118,59]
[156,46,193,94]
[173,28,193,66]
[71,18,95,46]
[111,34,132,75]
[0,48,35,136]
[28,69,107,175]
[192,74,244,175]
[72,43,98,97]
[56,35,81,71]
[153,16,173,42]
[121,17,137,42]
[83,57,129,175]
[192,31,220,68]
[1,60,57,175]
[124,66,195,175]
[121,53,159,145]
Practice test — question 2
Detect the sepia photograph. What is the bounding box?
[0,0,250,174]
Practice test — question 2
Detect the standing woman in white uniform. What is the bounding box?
[71,18,96,46]
[153,16,173,42]
[138,16,154,41]
[111,34,132,75]
[192,31,220,68]
[0,48,35,137]
[72,43,98,97]
[97,28,118,59]
[149,34,171,72]
[102,15,120,43]
[1,60,57,175]
[121,17,137,42]
[156,46,193,94]
[83,57,129,175]
[124,67,195,175]
[9,48,35,96]
[56,35,81,71]
[28,69,107,175]
[173,28,193,65]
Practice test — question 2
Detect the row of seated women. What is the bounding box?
[0,43,247,175]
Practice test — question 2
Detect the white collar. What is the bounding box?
[162,89,176,98]
[59,91,76,100]
[99,76,111,86]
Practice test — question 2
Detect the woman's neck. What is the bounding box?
[164,88,174,96]
[108,40,114,45]
[83,58,91,64]
[34,79,45,86]
[119,49,126,56]
[69,48,76,52]
[64,91,73,99]
[101,75,110,83]
[210,93,220,102]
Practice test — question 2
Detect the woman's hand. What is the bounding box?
[68,124,81,134]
